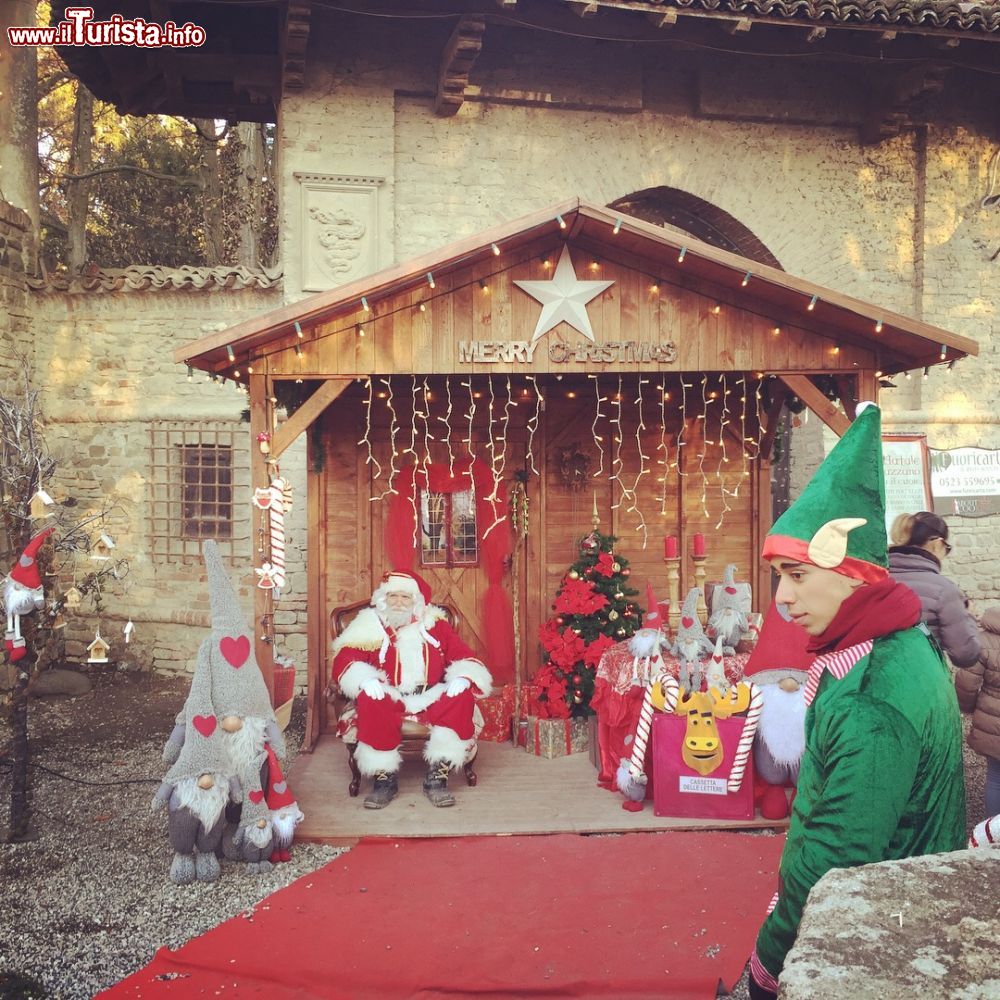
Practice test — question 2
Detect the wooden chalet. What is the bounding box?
[176,198,978,772]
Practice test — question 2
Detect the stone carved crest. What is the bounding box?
[557,443,591,491]
[309,206,366,279]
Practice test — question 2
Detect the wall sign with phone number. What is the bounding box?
[929,447,1000,518]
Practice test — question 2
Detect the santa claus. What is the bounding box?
[331,571,492,809]
[3,528,55,663]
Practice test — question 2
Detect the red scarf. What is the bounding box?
[806,577,921,655]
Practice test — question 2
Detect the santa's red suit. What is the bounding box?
[331,574,492,777]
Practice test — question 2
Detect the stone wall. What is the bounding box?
[29,285,313,683]
[0,201,34,388]
[278,17,999,602]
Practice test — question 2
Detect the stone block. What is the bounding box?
[781,849,1000,999]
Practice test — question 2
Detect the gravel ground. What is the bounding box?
[0,670,990,1000]
[0,671,343,999]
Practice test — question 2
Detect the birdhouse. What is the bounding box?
[51,612,67,630]
[63,586,82,609]
[86,633,110,664]
[91,533,116,561]
[30,489,54,520]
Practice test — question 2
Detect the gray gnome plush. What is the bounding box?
[671,587,714,670]
[707,564,749,655]
[151,648,241,885]
[162,540,286,858]
[232,756,274,875]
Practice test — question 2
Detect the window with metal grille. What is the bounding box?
[419,488,478,567]
[148,423,250,562]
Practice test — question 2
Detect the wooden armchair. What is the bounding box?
[328,599,480,796]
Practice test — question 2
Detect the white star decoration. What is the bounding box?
[514,245,614,343]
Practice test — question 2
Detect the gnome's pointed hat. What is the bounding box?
[203,540,274,721]
[164,640,231,783]
[265,744,296,811]
[761,403,888,583]
[9,527,56,589]
[642,581,663,629]
[239,753,273,829]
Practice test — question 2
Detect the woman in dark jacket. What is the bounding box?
[888,511,981,667]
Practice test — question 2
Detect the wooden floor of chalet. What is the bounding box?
[293,738,789,845]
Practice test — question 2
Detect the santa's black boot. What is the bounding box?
[423,760,456,808]
[363,770,398,809]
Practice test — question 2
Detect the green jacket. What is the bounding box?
[755,625,966,981]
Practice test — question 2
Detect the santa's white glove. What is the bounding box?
[446,676,471,697]
[361,678,386,700]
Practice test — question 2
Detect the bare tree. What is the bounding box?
[0,353,128,841]
[65,83,93,274]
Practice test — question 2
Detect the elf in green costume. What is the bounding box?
[748,402,966,1000]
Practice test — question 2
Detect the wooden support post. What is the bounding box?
[304,423,327,753]
[777,373,851,438]
[754,457,773,613]
[665,556,681,633]
[249,373,274,701]
[271,378,350,459]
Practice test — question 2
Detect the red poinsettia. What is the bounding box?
[533,664,570,719]
[554,578,609,616]
[543,628,586,669]
[582,632,616,668]
[592,551,616,577]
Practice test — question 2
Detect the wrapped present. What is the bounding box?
[524,715,589,758]
[736,612,764,655]
[477,686,515,743]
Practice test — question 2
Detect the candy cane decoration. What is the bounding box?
[267,477,287,591]
[968,814,1000,848]
[726,681,762,792]
[617,674,679,801]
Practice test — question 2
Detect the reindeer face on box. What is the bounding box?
[675,685,752,775]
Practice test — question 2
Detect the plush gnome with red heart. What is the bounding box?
[151,646,242,885]
[162,540,286,865]
[265,743,303,863]
[707,564,749,655]
[232,757,274,874]
[3,528,55,663]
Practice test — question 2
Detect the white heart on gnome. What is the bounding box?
[272,781,287,794]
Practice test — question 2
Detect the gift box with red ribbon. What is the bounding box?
[524,715,589,758]
[477,686,515,743]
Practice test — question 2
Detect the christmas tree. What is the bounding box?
[537,529,642,718]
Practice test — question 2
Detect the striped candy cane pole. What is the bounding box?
[268,477,287,591]
[727,682,763,792]
[626,674,679,781]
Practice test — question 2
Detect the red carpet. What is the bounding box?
[100,831,784,1000]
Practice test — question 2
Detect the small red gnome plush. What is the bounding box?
[3,528,55,663]
[266,744,303,863]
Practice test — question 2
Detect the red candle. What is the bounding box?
[664,535,678,559]
[692,532,706,557]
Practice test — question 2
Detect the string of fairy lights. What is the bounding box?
[354,369,780,547]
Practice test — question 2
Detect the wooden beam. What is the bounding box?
[647,9,677,28]
[436,15,486,117]
[249,373,274,701]
[806,26,826,43]
[778,374,851,437]
[720,16,753,34]
[834,375,859,421]
[568,1,600,16]
[757,383,789,462]
[272,379,351,459]
[282,1,312,94]
[754,458,773,613]
[304,424,327,753]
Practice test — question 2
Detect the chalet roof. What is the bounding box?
[27,265,282,295]
[175,197,978,376]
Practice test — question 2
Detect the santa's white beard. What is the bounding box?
[381,608,414,630]
[174,776,229,829]
[2,579,43,617]
[246,822,272,849]
[224,717,267,774]
[271,805,303,848]
[757,683,807,766]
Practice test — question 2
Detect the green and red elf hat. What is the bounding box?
[761,402,888,583]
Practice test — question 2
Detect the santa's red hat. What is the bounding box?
[9,528,55,590]
[265,744,296,810]
[643,581,663,629]
[376,570,432,606]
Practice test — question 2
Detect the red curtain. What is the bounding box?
[385,459,514,683]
